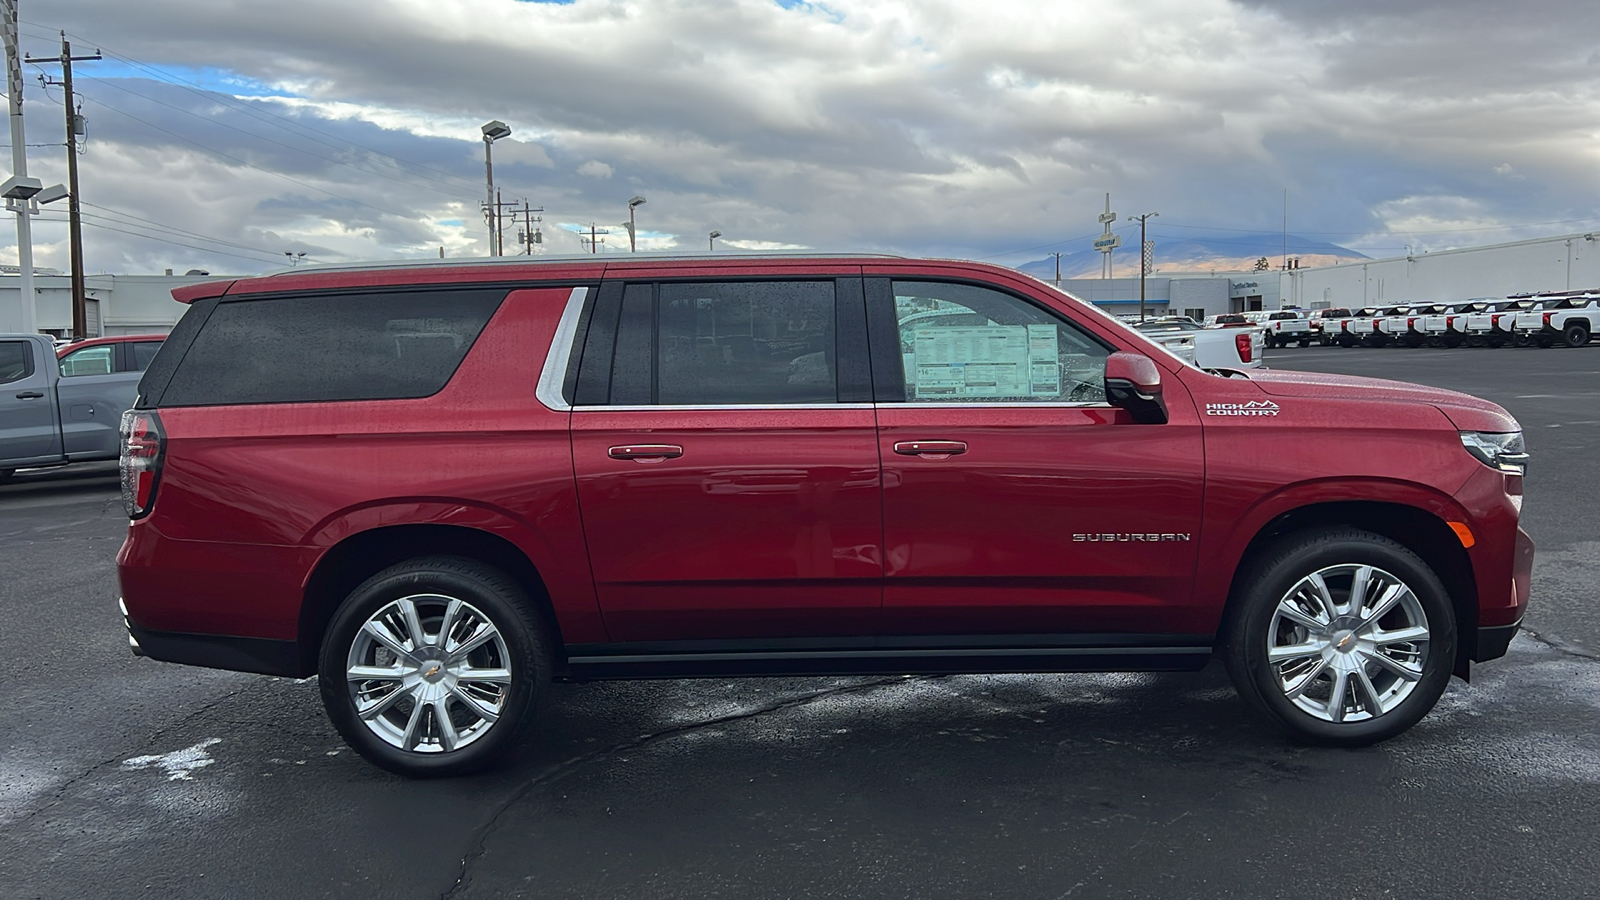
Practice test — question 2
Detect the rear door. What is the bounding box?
[569,276,883,643]
[865,275,1207,639]
[0,339,62,464]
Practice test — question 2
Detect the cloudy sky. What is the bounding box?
[5,0,1598,275]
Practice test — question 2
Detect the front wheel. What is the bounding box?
[1223,528,1455,747]
[319,556,550,777]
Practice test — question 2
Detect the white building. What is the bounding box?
[0,270,219,336]
[1283,232,1600,310]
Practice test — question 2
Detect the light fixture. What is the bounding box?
[626,196,646,251]
[709,230,722,251]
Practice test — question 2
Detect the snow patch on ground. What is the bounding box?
[121,738,222,781]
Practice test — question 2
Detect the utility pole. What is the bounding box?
[1,0,36,333]
[517,200,543,255]
[581,224,609,254]
[1126,211,1158,322]
[28,33,100,338]
[1049,252,1065,286]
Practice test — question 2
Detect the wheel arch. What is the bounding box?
[1220,500,1478,677]
[298,523,567,675]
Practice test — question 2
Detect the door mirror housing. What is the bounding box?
[1104,352,1168,424]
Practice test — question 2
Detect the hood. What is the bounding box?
[1246,369,1520,433]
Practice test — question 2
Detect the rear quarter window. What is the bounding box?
[158,289,506,406]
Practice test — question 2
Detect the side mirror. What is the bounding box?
[1104,352,1168,424]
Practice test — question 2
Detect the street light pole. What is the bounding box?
[1127,212,1158,322]
[2,0,36,333]
[708,230,721,251]
[480,120,511,256]
[627,196,646,252]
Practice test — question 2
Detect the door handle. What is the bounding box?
[608,444,684,462]
[893,440,968,458]
[15,391,43,400]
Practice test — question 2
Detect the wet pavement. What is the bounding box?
[1,346,1597,899]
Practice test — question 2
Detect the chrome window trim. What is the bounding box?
[569,401,1112,412]
[574,403,875,412]
[535,286,590,412]
[879,401,1114,410]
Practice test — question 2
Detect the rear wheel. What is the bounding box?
[1297,338,1311,348]
[318,556,549,777]
[1536,334,1555,348]
[1564,322,1591,348]
[1224,528,1455,747]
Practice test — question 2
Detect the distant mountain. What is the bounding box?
[1015,232,1368,280]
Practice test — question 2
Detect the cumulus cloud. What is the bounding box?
[5,0,1598,275]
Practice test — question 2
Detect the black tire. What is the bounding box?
[1535,334,1555,348]
[1298,338,1311,348]
[1265,335,1278,349]
[1486,335,1506,348]
[1563,322,1591,348]
[1338,335,1357,348]
[318,555,550,777]
[1223,528,1456,747]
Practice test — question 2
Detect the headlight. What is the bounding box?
[1460,431,1527,475]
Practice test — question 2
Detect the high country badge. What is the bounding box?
[1205,400,1280,417]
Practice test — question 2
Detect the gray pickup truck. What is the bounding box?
[0,333,162,482]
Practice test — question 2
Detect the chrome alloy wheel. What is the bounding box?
[345,594,512,753]
[1266,564,1430,724]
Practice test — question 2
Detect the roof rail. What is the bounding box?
[266,250,907,277]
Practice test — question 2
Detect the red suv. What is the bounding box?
[117,255,1534,776]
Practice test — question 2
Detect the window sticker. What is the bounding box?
[910,325,1061,399]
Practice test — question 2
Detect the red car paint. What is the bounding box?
[116,256,1530,680]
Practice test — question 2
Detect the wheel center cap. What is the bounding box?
[1332,630,1358,652]
[415,650,447,682]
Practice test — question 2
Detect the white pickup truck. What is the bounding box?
[1263,310,1314,348]
[0,334,148,482]
[1509,294,1598,347]
[1133,317,1263,368]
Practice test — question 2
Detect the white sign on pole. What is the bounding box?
[1093,234,1122,252]
[1098,212,1117,224]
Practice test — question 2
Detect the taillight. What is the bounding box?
[1407,317,1417,328]
[1341,321,1348,332]
[1492,314,1503,327]
[1235,331,1253,363]
[1447,316,1456,327]
[1543,312,1555,327]
[120,410,165,519]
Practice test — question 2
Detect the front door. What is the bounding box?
[0,340,61,464]
[570,278,883,643]
[867,278,1206,639]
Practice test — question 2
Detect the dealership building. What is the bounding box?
[1058,231,1600,319]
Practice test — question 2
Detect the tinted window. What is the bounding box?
[160,290,505,406]
[59,345,114,376]
[130,341,162,372]
[0,341,32,385]
[891,281,1109,403]
[655,281,835,405]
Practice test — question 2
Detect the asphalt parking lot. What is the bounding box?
[2,344,1598,899]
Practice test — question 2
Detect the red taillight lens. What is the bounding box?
[1341,321,1349,332]
[1235,331,1252,363]
[1543,312,1555,327]
[1447,316,1456,327]
[1407,317,1417,328]
[1492,314,1503,327]
[120,410,165,519]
